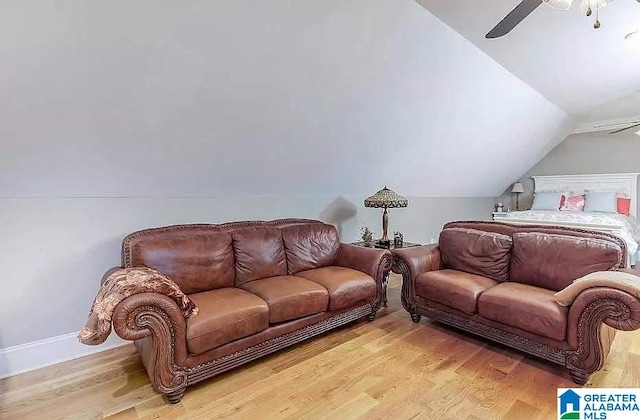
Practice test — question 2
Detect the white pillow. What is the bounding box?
[531,191,564,210]
[585,189,628,198]
[584,191,618,213]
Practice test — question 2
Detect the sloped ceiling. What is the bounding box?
[577,92,640,121]
[416,0,640,117]
[0,0,570,198]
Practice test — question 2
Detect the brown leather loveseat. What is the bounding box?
[96,219,392,403]
[393,221,640,384]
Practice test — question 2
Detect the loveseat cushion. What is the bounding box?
[439,228,512,283]
[416,269,498,314]
[232,227,287,286]
[477,282,568,341]
[282,224,340,274]
[186,288,269,354]
[240,276,329,323]
[509,232,624,291]
[295,266,375,310]
[130,232,235,294]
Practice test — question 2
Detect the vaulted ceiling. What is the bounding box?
[1,0,572,198]
[416,0,640,120]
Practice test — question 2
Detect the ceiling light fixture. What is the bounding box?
[543,0,614,29]
[580,0,613,28]
[544,0,573,10]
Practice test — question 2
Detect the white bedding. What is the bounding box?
[501,210,640,259]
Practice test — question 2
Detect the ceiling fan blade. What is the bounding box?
[609,123,640,135]
[486,0,544,39]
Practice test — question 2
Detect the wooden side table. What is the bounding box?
[350,240,422,307]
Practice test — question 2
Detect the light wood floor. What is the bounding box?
[2,275,639,420]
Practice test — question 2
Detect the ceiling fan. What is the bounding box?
[486,0,640,39]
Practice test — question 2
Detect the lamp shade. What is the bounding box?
[511,181,525,194]
[543,0,573,10]
[364,187,408,208]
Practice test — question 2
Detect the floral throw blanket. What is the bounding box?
[78,267,198,345]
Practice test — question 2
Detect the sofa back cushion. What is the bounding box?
[510,232,624,291]
[130,232,235,294]
[282,223,340,274]
[439,227,512,283]
[232,227,287,286]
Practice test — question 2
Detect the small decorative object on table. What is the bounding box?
[360,225,374,246]
[495,202,504,212]
[393,232,404,248]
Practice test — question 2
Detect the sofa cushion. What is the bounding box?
[439,227,512,282]
[416,269,498,314]
[186,288,269,354]
[130,232,235,294]
[477,282,568,341]
[232,227,287,286]
[240,276,329,323]
[510,232,624,291]
[295,266,375,310]
[282,224,340,274]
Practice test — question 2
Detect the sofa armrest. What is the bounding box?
[111,292,190,396]
[563,286,640,379]
[391,245,442,280]
[79,267,197,346]
[555,270,640,307]
[559,270,640,381]
[559,271,640,348]
[335,243,392,282]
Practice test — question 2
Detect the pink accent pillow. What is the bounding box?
[560,195,586,211]
[618,197,631,216]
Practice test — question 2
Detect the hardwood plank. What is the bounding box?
[503,399,544,420]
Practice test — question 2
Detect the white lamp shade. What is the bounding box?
[543,0,573,10]
[511,182,525,193]
[579,0,613,12]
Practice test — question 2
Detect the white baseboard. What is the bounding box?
[0,331,128,379]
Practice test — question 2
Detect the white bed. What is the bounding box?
[493,173,640,266]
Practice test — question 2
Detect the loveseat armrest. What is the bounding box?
[335,243,392,283]
[392,245,442,281]
[555,270,640,307]
[557,271,640,383]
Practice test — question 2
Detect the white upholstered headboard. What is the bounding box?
[532,173,640,218]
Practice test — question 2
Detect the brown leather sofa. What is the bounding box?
[105,219,392,403]
[393,221,640,384]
